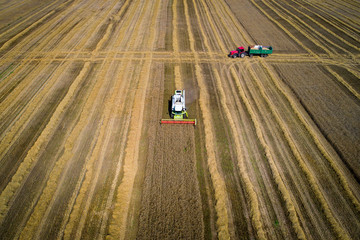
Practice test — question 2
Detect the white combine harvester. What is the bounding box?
[161,89,196,125]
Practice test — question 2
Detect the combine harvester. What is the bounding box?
[160,89,196,126]
[228,45,273,58]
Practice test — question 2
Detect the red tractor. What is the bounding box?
[228,45,273,58]
[228,46,246,58]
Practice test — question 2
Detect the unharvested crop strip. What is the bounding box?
[246,64,352,240]
[261,61,360,211]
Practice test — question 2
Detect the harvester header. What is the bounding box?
[160,89,196,126]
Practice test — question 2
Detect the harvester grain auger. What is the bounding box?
[160,90,197,126]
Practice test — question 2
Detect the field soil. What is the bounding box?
[0,0,359,239]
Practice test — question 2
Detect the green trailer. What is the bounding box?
[247,45,273,57]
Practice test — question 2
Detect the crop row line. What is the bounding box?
[291,0,360,44]
[250,62,352,239]
[113,0,143,49]
[4,0,125,237]
[265,0,355,56]
[189,0,234,238]
[64,8,131,236]
[260,60,360,211]
[0,61,72,222]
[306,0,359,30]
[231,65,307,239]
[106,0,159,238]
[248,0,316,57]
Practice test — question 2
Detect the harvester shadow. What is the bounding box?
[168,98,172,118]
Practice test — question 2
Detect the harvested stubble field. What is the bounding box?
[0,0,359,239]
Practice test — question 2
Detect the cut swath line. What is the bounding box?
[260,61,360,211]
[230,66,307,240]
[246,63,352,240]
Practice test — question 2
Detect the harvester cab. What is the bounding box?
[161,89,196,125]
